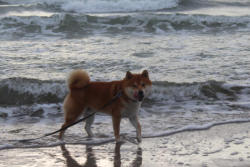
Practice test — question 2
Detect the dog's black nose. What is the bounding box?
[138,90,144,101]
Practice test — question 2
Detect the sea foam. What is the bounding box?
[1,119,250,150]
[55,0,180,13]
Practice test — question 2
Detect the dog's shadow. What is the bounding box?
[60,143,142,167]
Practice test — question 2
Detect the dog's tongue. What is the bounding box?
[133,92,138,99]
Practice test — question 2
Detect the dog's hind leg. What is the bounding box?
[59,103,85,140]
[84,108,95,137]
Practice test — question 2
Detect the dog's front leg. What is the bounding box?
[129,115,141,143]
[112,114,121,143]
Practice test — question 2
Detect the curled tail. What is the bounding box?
[67,69,90,90]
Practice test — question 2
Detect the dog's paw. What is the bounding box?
[136,136,142,143]
[116,139,126,144]
[87,133,94,138]
[86,130,94,138]
[115,136,126,144]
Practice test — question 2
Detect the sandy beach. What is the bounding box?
[1,122,250,167]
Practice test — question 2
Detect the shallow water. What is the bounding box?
[1,0,250,149]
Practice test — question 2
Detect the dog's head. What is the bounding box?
[122,70,152,102]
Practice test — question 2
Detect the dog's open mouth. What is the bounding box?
[134,91,144,102]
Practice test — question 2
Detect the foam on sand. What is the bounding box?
[2,118,250,150]
[1,122,250,167]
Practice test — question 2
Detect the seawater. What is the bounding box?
[1,0,250,149]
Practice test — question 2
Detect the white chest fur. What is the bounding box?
[121,100,141,118]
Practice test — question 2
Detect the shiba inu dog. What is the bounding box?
[59,69,152,143]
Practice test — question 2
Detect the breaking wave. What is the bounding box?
[0,78,66,105]
[150,80,242,102]
[0,77,247,106]
[1,13,250,39]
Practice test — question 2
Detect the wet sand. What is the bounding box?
[1,122,250,167]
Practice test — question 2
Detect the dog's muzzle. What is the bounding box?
[138,90,144,101]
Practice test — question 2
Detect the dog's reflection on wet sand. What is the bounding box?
[114,142,142,167]
[60,143,142,167]
[61,144,97,167]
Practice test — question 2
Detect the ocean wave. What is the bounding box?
[1,13,250,39]
[0,1,8,5]
[60,0,179,13]
[0,77,248,106]
[0,78,66,105]
[4,0,180,13]
[4,0,250,14]
[150,80,243,102]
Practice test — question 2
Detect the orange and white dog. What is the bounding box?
[59,69,152,143]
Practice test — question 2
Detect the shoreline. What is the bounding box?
[1,122,250,167]
[2,119,250,150]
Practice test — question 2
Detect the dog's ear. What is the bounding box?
[125,71,133,79]
[142,70,149,78]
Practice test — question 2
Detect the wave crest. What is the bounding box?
[1,13,250,39]
[150,80,242,102]
[43,0,180,13]
[0,78,247,106]
[0,78,66,105]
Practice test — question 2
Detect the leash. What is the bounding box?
[14,90,123,143]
